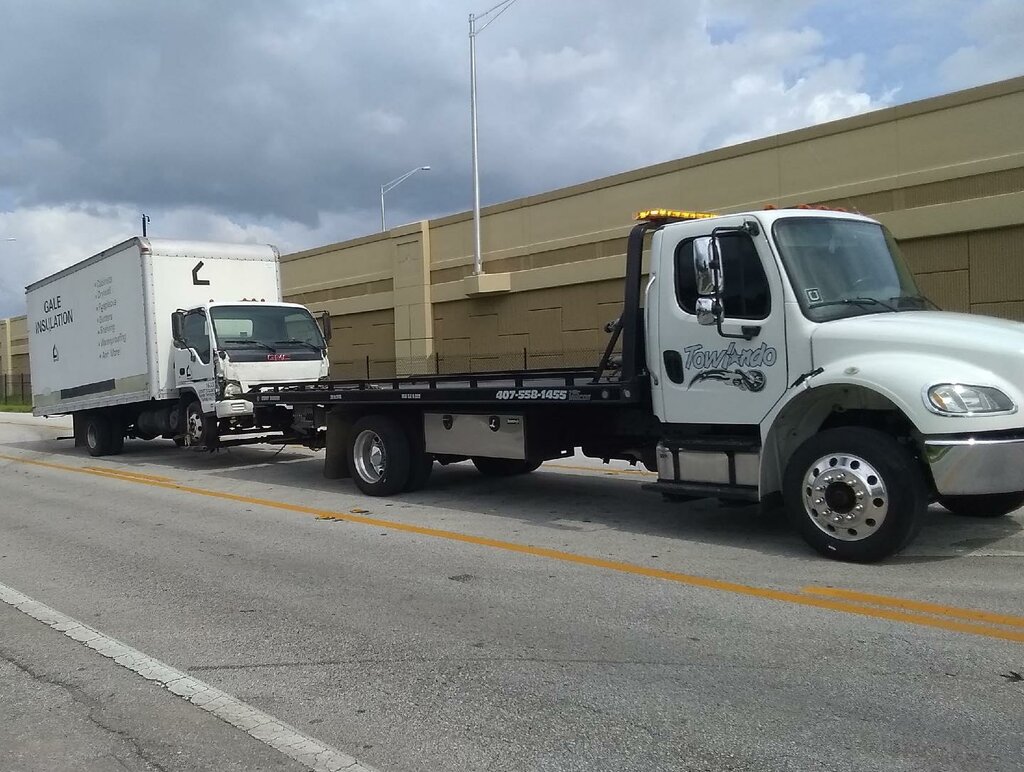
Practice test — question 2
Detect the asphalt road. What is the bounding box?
[1,413,1022,772]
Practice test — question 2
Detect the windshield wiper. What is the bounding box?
[275,339,323,352]
[221,338,277,352]
[889,294,939,310]
[809,297,897,312]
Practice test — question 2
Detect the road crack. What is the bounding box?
[0,643,170,772]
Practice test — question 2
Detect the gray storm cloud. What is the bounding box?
[0,0,1020,316]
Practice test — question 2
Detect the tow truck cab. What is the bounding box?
[643,207,1024,560]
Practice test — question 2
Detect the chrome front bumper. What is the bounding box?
[215,399,254,418]
[924,435,1024,495]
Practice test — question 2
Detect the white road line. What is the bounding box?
[0,580,380,772]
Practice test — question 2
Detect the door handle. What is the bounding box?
[663,350,685,384]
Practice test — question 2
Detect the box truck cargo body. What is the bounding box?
[26,237,330,455]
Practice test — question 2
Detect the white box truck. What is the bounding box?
[26,237,331,456]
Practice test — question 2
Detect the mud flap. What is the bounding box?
[324,410,352,479]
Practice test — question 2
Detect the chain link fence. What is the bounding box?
[1,373,32,405]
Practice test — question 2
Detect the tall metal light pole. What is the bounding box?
[380,166,431,232]
[469,0,519,276]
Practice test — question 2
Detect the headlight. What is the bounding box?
[926,383,1015,415]
[223,380,243,398]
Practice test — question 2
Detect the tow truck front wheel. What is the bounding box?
[783,428,926,562]
[348,416,411,496]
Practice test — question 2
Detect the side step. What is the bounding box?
[655,440,761,494]
[643,480,759,502]
[213,431,324,450]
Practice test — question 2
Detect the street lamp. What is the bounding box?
[469,0,519,276]
[380,166,431,232]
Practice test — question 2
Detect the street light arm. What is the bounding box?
[381,166,431,195]
[472,0,519,35]
[380,166,431,231]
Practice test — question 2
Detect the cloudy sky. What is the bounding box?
[1,0,1022,316]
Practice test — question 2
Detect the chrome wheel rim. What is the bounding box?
[185,409,205,446]
[802,452,889,542]
[86,424,99,450]
[353,429,386,483]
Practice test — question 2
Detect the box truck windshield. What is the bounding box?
[210,305,326,352]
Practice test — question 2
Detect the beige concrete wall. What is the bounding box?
[279,76,1024,375]
[0,315,31,402]
[14,77,1024,382]
[432,279,625,373]
[0,315,30,377]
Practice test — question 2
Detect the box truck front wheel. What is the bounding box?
[347,415,411,496]
[783,427,926,562]
[183,400,215,449]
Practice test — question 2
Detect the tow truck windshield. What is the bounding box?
[773,217,926,322]
[210,305,326,352]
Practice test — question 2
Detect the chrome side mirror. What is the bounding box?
[695,297,718,326]
[693,237,716,295]
[694,236,724,327]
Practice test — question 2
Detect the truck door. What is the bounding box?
[174,310,217,409]
[656,217,788,426]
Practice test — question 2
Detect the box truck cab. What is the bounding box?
[171,299,330,448]
[27,237,330,456]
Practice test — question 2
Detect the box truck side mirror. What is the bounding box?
[318,310,333,343]
[171,311,186,347]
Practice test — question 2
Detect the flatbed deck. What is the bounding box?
[247,368,647,408]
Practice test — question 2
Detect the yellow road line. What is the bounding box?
[802,586,1024,630]
[82,466,177,483]
[2,451,1022,645]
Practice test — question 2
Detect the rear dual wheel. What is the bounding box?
[84,412,124,457]
[347,415,433,495]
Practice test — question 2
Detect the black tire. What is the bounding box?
[347,415,411,496]
[939,492,1024,518]
[783,427,927,562]
[84,412,113,457]
[183,400,214,449]
[472,457,542,477]
[108,431,125,456]
[404,454,434,492]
